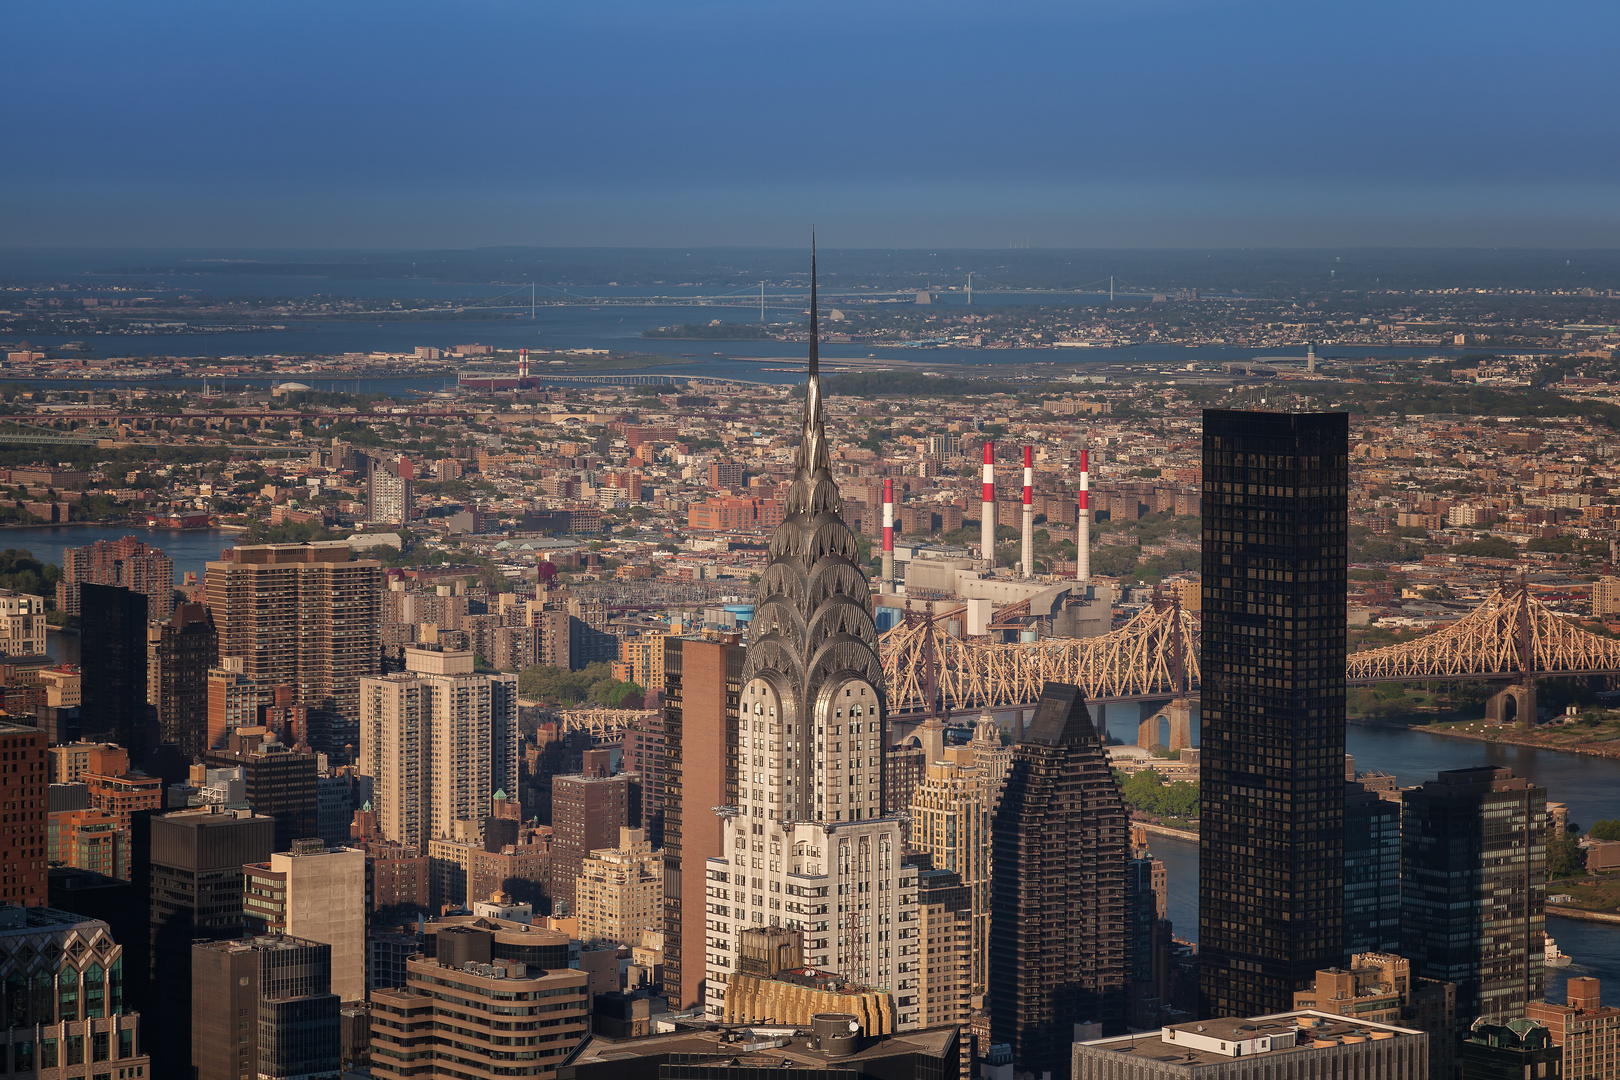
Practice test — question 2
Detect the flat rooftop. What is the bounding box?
[1082,1012,1421,1067]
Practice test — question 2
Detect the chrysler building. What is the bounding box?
[703,244,920,1027]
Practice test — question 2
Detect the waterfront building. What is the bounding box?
[989,681,1130,1075]
[205,541,382,724]
[1401,766,1547,1024]
[1527,978,1620,1080]
[701,249,918,1029]
[1199,409,1349,1017]
[0,590,46,657]
[57,534,174,620]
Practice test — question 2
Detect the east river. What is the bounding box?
[1140,721,1620,1006]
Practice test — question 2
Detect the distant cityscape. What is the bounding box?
[0,250,1612,1080]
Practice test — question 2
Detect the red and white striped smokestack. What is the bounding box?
[1077,448,1091,582]
[981,442,996,570]
[519,348,529,381]
[1021,446,1034,578]
[881,477,895,594]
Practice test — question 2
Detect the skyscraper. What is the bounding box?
[702,245,919,1028]
[909,740,993,995]
[1344,780,1401,956]
[1401,766,1547,1024]
[80,583,151,762]
[1198,408,1348,1018]
[359,646,518,852]
[660,633,742,1012]
[153,601,218,759]
[243,839,369,1003]
[133,805,276,1076]
[989,681,1130,1076]
[549,762,630,912]
[205,541,382,725]
[58,534,174,621]
[192,935,342,1080]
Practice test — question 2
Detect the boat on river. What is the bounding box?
[1545,935,1573,967]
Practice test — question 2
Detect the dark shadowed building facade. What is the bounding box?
[990,681,1130,1078]
[1198,409,1349,1018]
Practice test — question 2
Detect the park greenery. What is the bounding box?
[1113,767,1199,823]
[0,549,60,602]
[518,662,644,709]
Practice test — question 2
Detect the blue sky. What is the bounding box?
[5,0,1618,248]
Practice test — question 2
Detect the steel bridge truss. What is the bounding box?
[882,597,1198,714]
[1345,581,1620,684]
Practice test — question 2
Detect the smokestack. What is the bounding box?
[1021,445,1034,579]
[1077,448,1091,582]
[518,348,529,381]
[982,442,996,570]
[881,477,895,594]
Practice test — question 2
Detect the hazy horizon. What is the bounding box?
[7,0,1619,250]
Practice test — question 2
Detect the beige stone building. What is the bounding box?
[576,827,662,946]
[359,647,518,851]
[370,930,588,1080]
[909,736,995,995]
[0,591,45,656]
[243,840,368,1003]
[916,867,973,1032]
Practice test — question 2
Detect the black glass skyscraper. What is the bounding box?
[1198,409,1348,1018]
[80,583,152,763]
[990,682,1129,1077]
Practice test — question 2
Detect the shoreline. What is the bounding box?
[1137,823,1199,844]
[1348,716,1620,760]
[1548,905,1620,926]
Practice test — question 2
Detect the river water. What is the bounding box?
[1147,722,1620,1006]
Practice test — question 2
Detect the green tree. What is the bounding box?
[1588,819,1620,841]
[1119,768,1167,814]
[1548,835,1587,878]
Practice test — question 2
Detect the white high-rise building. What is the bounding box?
[703,247,919,1029]
[360,647,517,847]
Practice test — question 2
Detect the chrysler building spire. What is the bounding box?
[743,238,886,824]
[707,244,917,1025]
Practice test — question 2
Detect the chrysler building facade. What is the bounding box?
[703,246,920,1027]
